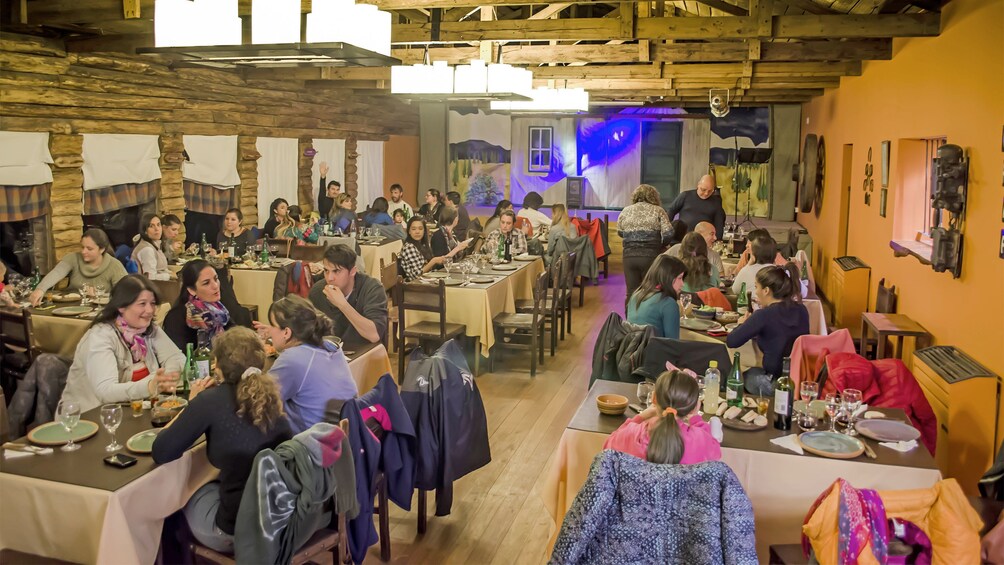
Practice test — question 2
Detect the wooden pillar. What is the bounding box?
[298,138,314,213]
[237,136,260,225]
[48,134,83,262]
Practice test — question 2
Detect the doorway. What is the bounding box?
[640,122,682,207]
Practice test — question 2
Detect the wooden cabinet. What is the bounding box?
[912,346,1001,495]
[827,256,870,336]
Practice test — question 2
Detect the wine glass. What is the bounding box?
[100,404,123,452]
[56,400,82,452]
[94,283,108,304]
[443,256,453,279]
[693,373,705,416]
[80,283,94,306]
[680,294,692,317]
[636,381,655,410]
[824,393,840,432]
[799,381,819,430]
[842,388,863,436]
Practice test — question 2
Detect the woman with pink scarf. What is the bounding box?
[60,275,184,413]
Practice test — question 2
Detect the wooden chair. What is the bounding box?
[515,254,563,356]
[395,277,466,380]
[600,214,610,280]
[151,278,181,303]
[265,238,293,258]
[289,244,326,263]
[560,251,579,334]
[380,255,399,352]
[491,271,548,376]
[0,308,40,401]
[861,278,898,359]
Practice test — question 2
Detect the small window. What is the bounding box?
[528,126,553,173]
[891,137,946,263]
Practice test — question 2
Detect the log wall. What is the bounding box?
[0,33,419,261]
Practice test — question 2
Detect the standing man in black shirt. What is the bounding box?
[665,174,726,239]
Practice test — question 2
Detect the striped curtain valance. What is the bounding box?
[0,183,52,222]
[82,180,160,215]
[183,180,235,216]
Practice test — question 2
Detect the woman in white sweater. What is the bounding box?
[131,213,174,281]
[60,274,183,412]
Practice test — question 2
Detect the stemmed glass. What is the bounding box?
[443,256,454,280]
[80,283,94,306]
[94,283,108,304]
[55,400,82,452]
[100,404,123,452]
[824,393,840,432]
[842,388,863,436]
[679,294,692,318]
[799,381,819,430]
[693,373,705,416]
[636,381,655,410]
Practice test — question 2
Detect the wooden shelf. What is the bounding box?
[890,239,933,266]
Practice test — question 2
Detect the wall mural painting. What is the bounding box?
[448,109,511,206]
[708,107,771,218]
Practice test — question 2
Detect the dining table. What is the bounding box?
[0,343,393,565]
[539,380,943,562]
[357,237,403,279]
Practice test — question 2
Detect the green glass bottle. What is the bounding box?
[199,233,208,259]
[30,266,41,289]
[194,330,211,379]
[259,241,271,264]
[736,282,749,314]
[725,352,744,407]
[179,343,195,395]
[773,357,793,431]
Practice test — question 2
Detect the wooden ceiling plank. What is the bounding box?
[778,0,840,14]
[693,0,748,16]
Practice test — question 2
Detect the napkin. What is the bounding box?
[770,434,804,455]
[3,449,34,459]
[879,440,918,452]
[709,417,724,443]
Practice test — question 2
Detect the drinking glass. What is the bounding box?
[842,388,863,436]
[680,294,692,317]
[201,240,212,256]
[80,283,94,306]
[824,393,840,432]
[443,257,453,278]
[756,396,770,416]
[100,404,123,452]
[56,400,82,452]
[798,381,819,429]
[130,388,145,418]
[694,373,705,416]
[636,381,655,410]
[94,283,108,303]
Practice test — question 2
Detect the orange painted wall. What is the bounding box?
[382,135,421,205]
[798,0,1004,379]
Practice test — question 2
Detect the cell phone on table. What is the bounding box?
[104,453,138,468]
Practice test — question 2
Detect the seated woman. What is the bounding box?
[726,263,809,395]
[430,206,471,259]
[253,295,356,434]
[604,369,721,465]
[330,194,358,233]
[60,274,184,412]
[482,199,513,236]
[162,259,251,350]
[732,228,787,274]
[152,326,291,554]
[216,208,256,257]
[545,204,575,266]
[517,191,552,235]
[678,232,720,293]
[275,205,320,244]
[398,216,466,281]
[626,255,686,339]
[29,228,127,306]
[731,235,778,295]
[363,197,394,227]
[263,198,289,239]
[131,214,174,281]
[485,211,528,261]
[417,189,444,224]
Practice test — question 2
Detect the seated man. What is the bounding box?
[486,210,528,261]
[308,245,387,348]
[664,221,724,277]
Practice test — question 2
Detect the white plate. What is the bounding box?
[680,318,722,332]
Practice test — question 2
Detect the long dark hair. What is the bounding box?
[82,228,114,256]
[371,197,389,214]
[268,198,288,224]
[138,213,161,246]
[630,255,686,309]
[756,262,802,304]
[174,259,214,307]
[647,370,700,464]
[91,274,161,331]
[267,295,335,348]
[679,232,711,290]
[212,327,285,432]
[489,199,513,221]
[404,216,433,261]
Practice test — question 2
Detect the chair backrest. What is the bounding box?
[513,216,534,237]
[529,271,549,325]
[470,234,485,255]
[0,308,36,357]
[266,238,293,258]
[290,244,326,263]
[379,257,397,293]
[548,253,565,310]
[562,251,578,292]
[396,277,449,339]
[151,278,181,304]
[876,277,897,314]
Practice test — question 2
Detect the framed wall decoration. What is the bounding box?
[880,140,891,217]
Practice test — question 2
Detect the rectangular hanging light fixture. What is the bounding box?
[390,59,533,102]
[490,87,590,112]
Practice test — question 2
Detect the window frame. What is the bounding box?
[527,126,553,174]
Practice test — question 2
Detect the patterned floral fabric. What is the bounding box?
[550,450,757,565]
[802,478,888,564]
[616,202,672,258]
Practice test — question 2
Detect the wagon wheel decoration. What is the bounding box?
[813,136,825,217]
[796,133,819,213]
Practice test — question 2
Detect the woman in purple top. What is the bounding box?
[254,295,357,433]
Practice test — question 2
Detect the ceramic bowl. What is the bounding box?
[716,311,741,324]
[596,394,629,415]
[692,308,717,320]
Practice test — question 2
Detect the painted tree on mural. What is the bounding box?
[465,172,503,206]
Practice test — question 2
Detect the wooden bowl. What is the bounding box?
[596,394,629,415]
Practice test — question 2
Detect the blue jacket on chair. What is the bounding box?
[550,450,758,565]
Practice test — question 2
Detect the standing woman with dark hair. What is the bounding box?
[263,198,289,239]
[132,214,174,281]
[216,208,256,257]
[29,228,127,306]
[153,327,291,554]
[483,199,513,236]
[618,184,673,301]
[162,259,241,350]
[679,232,719,292]
[604,370,721,464]
[59,274,184,412]
[726,263,809,394]
[626,255,687,339]
[253,295,355,433]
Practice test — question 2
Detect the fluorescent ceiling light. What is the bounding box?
[490,87,590,112]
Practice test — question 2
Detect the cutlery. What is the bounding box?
[862,442,877,459]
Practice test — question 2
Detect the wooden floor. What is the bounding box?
[372,259,629,564]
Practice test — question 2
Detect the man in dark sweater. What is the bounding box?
[317,161,342,219]
[666,174,726,239]
[308,245,388,348]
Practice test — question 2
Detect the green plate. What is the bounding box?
[126,429,161,454]
[52,306,93,317]
[798,431,864,459]
[27,420,99,446]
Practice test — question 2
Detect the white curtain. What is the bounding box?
[0,131,53,186]
[182,135,240,187]
[310,138,345,209]
[82,134,161,189]
[356,140,384,209]
[255,137,299,226]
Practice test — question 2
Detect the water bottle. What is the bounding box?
[703,361,721,414]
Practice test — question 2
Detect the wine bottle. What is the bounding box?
[773,357,793,431]
[194,330,211,379]
[179,343,194,395]
[737,282,749,314]
[725,352,743,407]
[199,233,208,259]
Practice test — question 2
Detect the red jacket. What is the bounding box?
[823,352,938,454]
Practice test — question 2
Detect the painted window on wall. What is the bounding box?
[528,126,553,173]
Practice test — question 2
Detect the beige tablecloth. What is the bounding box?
[506,257,545,300]
[0,443,217,564]
[407,280,514,353]
[349,343,393,394]
[359,240,402,279]
[540,427,942,562]
[229,268,279,322]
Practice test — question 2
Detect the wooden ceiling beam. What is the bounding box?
[693,0,748,16]
[777,0,839,15]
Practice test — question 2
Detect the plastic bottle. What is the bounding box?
[703,361,721,414]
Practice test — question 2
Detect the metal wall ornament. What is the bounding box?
[863,147,875,206]
[880,140,891,217]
